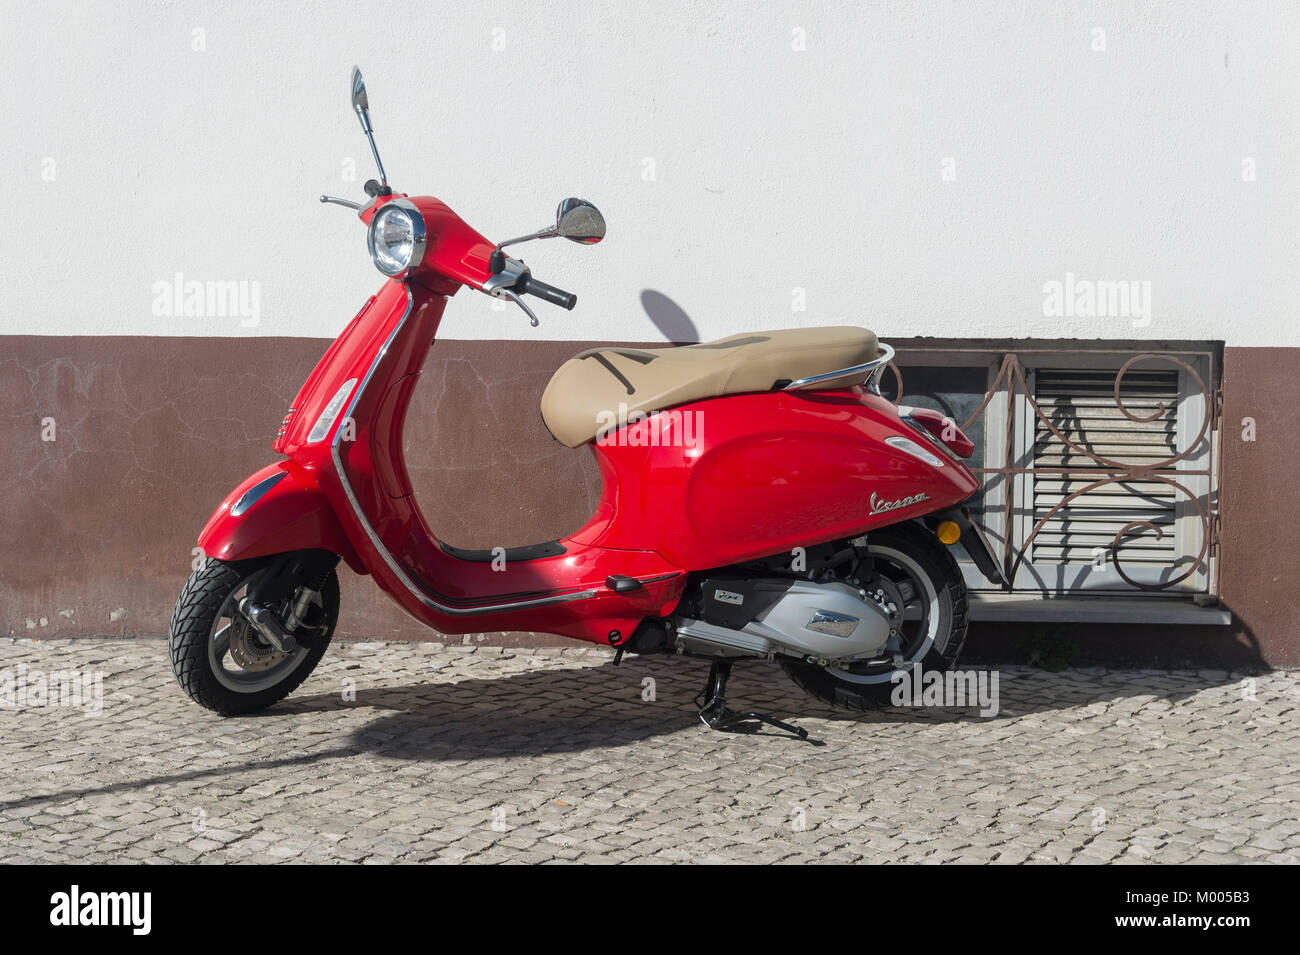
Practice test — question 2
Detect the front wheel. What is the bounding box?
[168,557,338,715]
[780,522,968,709]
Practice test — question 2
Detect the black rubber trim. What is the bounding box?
[439,539,567,563]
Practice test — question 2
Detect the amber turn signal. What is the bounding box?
[936,520,962,545]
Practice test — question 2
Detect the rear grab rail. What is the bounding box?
[782,342,895,393]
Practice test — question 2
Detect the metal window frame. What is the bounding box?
[885,344,1220,600]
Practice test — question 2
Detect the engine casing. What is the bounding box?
[676,578,892,661]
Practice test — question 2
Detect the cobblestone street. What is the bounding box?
[1,637,1297,864]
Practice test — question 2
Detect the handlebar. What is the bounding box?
[518,275,577,311]
[480,254,577,325]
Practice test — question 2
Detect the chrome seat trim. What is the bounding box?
[782,341,895,392]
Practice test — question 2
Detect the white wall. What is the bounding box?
[3,0,1296,345]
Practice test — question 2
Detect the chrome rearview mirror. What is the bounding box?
[350,66,389,189]
[555,198,606,244]
[495,198,606,257]
[351,67,370,127]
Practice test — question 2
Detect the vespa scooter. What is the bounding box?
[169,68,1003,735]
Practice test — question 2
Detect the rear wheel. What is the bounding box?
[780,523,968,709]
[168,557,338,715]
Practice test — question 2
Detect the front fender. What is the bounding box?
[198,462,363,572]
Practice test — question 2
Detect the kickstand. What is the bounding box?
[695,660,819,744]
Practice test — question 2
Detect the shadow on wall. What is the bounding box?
[640,289,699,344]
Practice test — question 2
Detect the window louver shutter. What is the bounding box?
[1031,368,1180,566]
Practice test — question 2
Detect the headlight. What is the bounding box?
[367,200,427,276]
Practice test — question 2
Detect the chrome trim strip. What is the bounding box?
[805,609,860,638]
[329,285,598,617]
[782,342,896,392]
[231,470,286,517]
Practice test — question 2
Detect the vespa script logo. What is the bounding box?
[869,491,930,515]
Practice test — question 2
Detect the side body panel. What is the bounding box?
[589,388,979,569]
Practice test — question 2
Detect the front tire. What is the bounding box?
[168,557,338,715]
[780,522,968,709]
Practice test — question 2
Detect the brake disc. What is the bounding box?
[229,616,288,671]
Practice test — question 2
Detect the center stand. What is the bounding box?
[695,660,819,743]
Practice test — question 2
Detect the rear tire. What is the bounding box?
[168,557,338,715]
[780,522,968,709]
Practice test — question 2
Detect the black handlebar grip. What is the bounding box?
[519,276,577,311]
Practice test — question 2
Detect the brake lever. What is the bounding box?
[496,288,540,327]
[481,256,540,326]
[319,195,363,210]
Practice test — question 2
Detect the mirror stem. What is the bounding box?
[364,129,389,188]
[495,227,559,255]
[354,107,389,187]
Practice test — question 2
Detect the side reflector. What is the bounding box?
[936,520,962,545]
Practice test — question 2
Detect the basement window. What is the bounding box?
[885,346,1219,609]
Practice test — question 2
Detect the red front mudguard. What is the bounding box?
[197,462,362,572]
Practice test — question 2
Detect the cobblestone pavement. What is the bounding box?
[1,637,1297,864]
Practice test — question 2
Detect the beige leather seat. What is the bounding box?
[540,326,881,447]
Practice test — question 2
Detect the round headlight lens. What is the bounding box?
[367,203,426,276]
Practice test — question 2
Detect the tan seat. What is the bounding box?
[540,326,881,447]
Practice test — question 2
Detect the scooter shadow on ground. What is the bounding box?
[0,658,1255,815]
[258,654,1252,762]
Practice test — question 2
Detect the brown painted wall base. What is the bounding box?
[1,336,1295,666]
[0,335,605,647]
[1216,347,1300,665]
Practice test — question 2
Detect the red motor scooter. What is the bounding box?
[169,69,1003,736]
